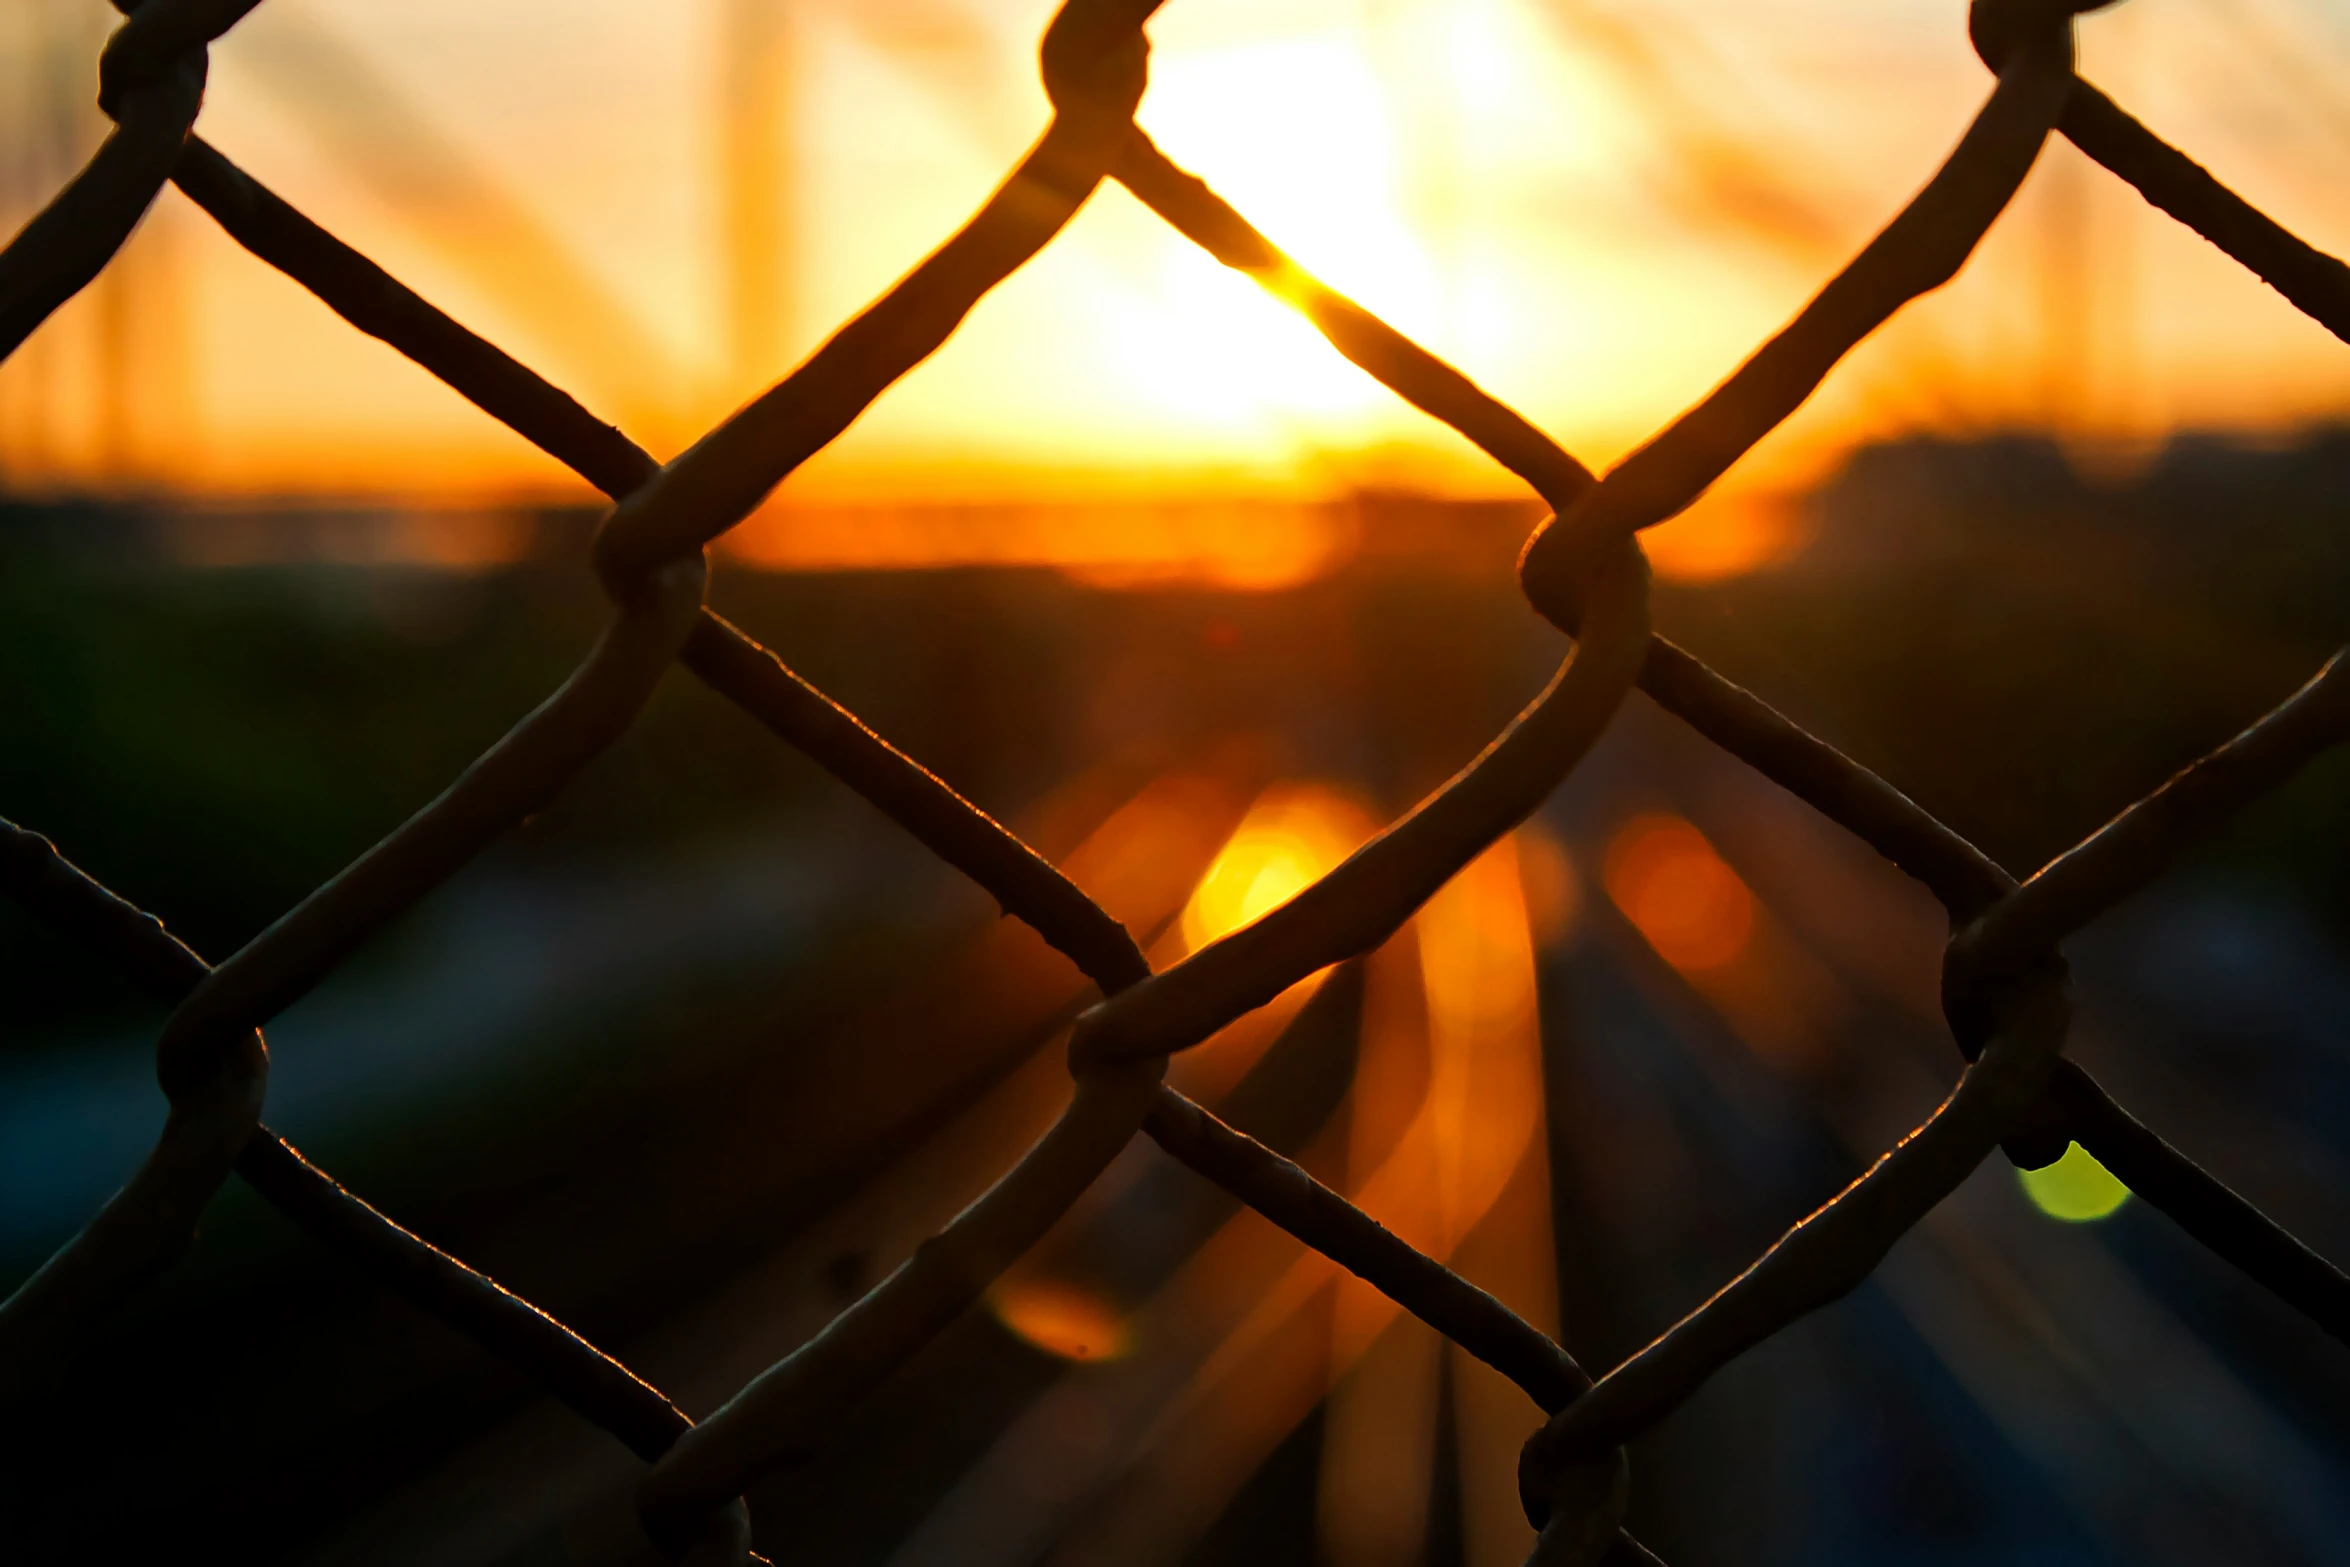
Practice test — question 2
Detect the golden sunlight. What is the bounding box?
[1177,782,1378,955]
[1164,781,1379,1102]
[1603,811,1754,973]
[10,0,2349,578]
[1117,26,1440,431]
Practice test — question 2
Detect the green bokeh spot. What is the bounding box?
[2018,1141,2131,1222]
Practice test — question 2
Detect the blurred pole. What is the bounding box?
[2038,145,2093,434]
[1317,934,1441,1567]
[722,0,793,391]
[1431,837,1552,1567]
[2096,3,2143,443]
[1529,837,1651,1551]
[93,250,131,485]
[1320,1316,1444,1565]
[6,0,110,485]
[237,11,691,439]
[1448,1147,1557,1567]
[93,203,192,493]
[0,1,26,483]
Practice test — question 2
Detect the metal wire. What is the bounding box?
[2,0,2347,1561]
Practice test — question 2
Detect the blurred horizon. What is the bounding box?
[7,0,2350,577]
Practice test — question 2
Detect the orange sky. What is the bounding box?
[6,0,2350,536]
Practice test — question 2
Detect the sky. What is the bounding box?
[5,0,2350,532]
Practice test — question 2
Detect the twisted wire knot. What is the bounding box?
[1514,524,1652,646]
[1026,0,1159,206]
[1040,0,1157,123]
[95,0,254,119]
[1966,0,2119,72]
[1942,916,2078,1169]
[1516,1441,1629,1567]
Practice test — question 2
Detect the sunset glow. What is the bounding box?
[7,0,2350,576]
[724,500,1358,590]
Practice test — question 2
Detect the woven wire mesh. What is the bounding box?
[3,0,2348,1561]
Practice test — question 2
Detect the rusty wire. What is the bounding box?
[3,0,2348,1560]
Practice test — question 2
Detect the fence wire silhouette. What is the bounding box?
[3,0,2348,1561]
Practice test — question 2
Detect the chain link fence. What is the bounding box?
[3,0,2347,1561]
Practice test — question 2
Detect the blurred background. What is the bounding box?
[3,0,2349,1562]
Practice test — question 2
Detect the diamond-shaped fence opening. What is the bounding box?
[2,1,2347,1563]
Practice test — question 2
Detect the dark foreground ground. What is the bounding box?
[3,431,2347,1565]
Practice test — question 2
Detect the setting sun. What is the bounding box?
[12,0,2344,533]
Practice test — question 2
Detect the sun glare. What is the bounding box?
[1603,812,1755,973]
[1141,26,1443,314]
[1119,28,1442,434]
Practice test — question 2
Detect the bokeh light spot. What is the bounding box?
[2018,1142,2132,1223]
[1179,784,1376,955]
[991,1280,1132,1364]
[1514,821,1581,949]
[1602,812,1754,972]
